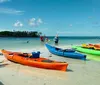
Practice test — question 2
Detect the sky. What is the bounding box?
[0,0,100,36]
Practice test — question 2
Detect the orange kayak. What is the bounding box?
[82,44,94,48]
[1,49,68,71]
[94,44,100,50]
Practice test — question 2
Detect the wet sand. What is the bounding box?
[0,46,100,85]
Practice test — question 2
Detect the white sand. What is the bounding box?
[0,47,100,85]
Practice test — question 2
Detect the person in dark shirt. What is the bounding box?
[54,35,59,44]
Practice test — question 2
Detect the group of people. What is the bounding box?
[40,34,59,44]
[40,35,48,42]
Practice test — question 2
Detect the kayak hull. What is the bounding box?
[45,44,86,60]
[72,46,100,55]
[1,49,68,71]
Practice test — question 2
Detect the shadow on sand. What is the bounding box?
[66,69,73,72]
[0,81,4,85]
[0,53,3,55]
[0,63,9,68]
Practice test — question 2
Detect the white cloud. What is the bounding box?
[29,18,37,27]
[37,18,43,24]
[0,0,10,3]
[29,18,43,27]
[14,20,23,27]
[29,18,36,22]
[0,8,24,15]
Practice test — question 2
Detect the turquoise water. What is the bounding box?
[0,37,41,49]
[0,37,100,49]
[0,37,100,61]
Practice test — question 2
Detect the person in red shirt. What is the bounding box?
[40,36,44,42]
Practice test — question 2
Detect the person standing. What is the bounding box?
[54,35,59,44]
[40,35,44,42]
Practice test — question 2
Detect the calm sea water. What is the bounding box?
[0,36,100,61]
[0,36,100,50]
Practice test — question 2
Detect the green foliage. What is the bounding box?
[0,31,41,37]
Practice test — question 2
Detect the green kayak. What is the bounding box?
[72,46,100,55]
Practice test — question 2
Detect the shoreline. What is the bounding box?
[0,47,100,85]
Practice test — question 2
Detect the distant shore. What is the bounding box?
[0,31,40,37]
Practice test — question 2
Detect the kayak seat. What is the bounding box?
[18,53,28,58]
[62,49,75,52]
[32,51,40,58]
[55,47,75,52]
[55,48,62,51]
[41,59,54,63]
[9,53,14,55]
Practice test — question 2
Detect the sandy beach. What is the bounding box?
[1,0,100,84]
[0,46,100,85]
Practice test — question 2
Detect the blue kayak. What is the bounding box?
[45,44,86,60]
